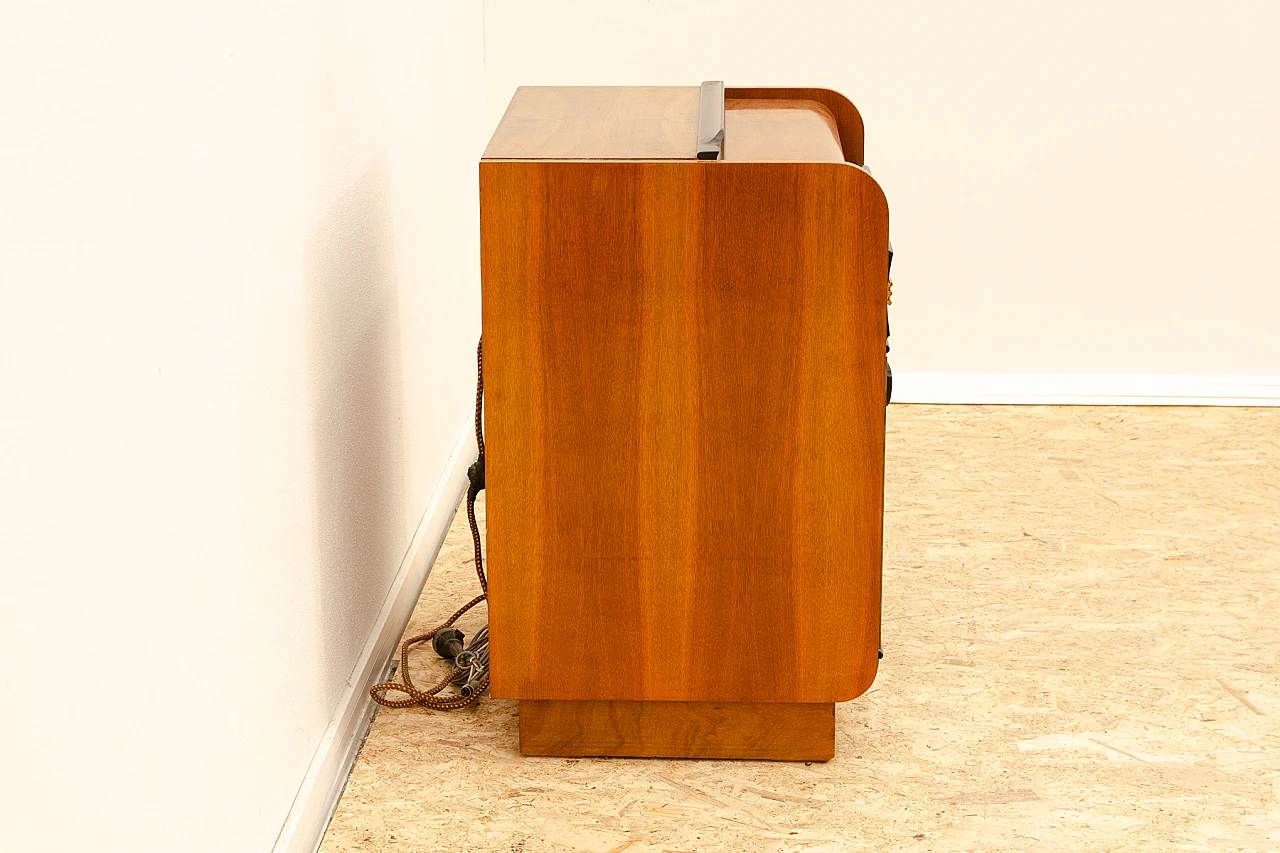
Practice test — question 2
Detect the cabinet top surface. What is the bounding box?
[483,86,844,163]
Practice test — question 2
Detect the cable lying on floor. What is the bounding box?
[370,340,489,711]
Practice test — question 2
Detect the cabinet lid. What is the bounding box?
[483,86,845,163]
[483,86,701,161]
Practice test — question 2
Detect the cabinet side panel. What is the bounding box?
[483,161,887,702]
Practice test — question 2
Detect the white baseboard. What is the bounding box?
[891,374,1280,406]
[271,418,476,853]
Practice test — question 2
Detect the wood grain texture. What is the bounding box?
[519,700,835,761]
[481,159,889,705]
[482,86,700,160]
[723,99,844,162]
[726,87,866,164]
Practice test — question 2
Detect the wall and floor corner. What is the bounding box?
[0,3,485,852]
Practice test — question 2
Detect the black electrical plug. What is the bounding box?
[433,627,465,660]
[467,456,485,501]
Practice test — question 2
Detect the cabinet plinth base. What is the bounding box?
[518,700,835,761]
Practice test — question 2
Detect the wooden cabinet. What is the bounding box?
[480,85,889,761]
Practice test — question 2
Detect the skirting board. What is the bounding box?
[892,374,1280,406]
[270,418,476,853]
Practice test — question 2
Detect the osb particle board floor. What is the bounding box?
[321,405,1280,852]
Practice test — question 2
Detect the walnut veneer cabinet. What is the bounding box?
[481,84,890,761]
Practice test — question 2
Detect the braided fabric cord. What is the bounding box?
[370,340,488,710]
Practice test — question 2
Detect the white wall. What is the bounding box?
[482,0,1280,400]
[0,3,484,851]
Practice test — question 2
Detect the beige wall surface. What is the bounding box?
[482,0,1280,392]
[0,2,484,850]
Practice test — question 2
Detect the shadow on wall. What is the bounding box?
[305,156,406,704]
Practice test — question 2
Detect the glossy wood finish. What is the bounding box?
[520,700,836,761]
[726,87,866,164]
[482,86,700,160]
[723,98,844,162]
[481,159,888,705]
